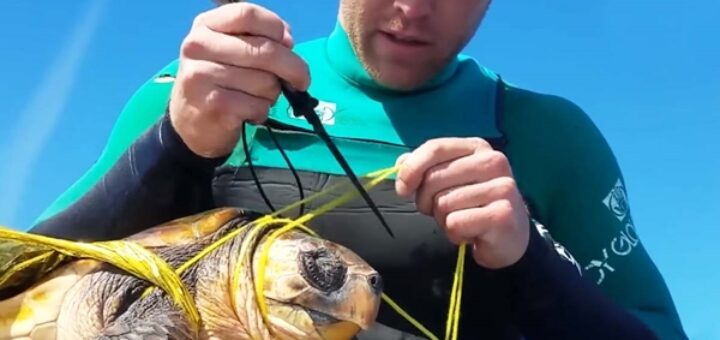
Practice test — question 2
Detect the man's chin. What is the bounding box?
[371,69,434,91]
[374,59,446,92]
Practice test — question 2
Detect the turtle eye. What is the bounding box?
[299,248,347,293]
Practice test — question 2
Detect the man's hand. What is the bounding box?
[395,137,530,269]
[169,2,310,158]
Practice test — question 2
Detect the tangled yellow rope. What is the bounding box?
[0,227,202,336]
[247,165,468,340]
[0,165,467,340]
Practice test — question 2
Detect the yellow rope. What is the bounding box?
[141,169,382,336]
[0,164,468,340]
[250,165,467,340]
[253,165,397,335]
[0,251,59,284]
[446,244,466,340]
[382,293,440,340]
[0,227,201,336]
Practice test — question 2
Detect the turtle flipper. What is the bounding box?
[96,309,193,340]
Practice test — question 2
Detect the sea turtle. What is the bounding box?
[0,207,383,340]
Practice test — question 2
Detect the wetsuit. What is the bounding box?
[29,23,687,339]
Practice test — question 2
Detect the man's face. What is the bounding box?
[339,0,491,91]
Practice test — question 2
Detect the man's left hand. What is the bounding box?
[395,137,530,269]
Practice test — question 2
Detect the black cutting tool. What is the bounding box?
[280,82,395,239]
[213,1,393,237]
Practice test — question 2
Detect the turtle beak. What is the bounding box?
[334,272,383,330]
[308,270,383,338]
[317,321,362,340]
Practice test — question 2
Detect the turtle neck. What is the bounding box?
[324,21,460,94]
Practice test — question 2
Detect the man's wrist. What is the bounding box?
[494,217,558,278]
[158,111,230,175]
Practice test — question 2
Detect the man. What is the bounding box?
[29,0,686,339]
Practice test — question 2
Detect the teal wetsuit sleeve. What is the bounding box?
[516,93,687,339]
[31,61,180,227]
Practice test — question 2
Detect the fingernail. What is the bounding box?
[283,29,294,48]
[396,153,410,166]
[395,178,410,197]
[284,20,293,34]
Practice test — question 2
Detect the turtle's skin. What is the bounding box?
[0,208,383,339]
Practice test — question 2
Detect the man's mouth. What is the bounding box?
[379,31,430,46]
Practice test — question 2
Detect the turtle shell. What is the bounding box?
[123,207,249,248]
[0,207,249,340]
[0,259,100,339]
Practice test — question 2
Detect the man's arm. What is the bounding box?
[29,61,224,240]
[498,88,687,339]
[29,0,312,240]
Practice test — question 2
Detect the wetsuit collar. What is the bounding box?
[325,21,460,94]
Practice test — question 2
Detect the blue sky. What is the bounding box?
[0,0,717,338]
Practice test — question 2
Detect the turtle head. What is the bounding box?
[255,231,382,339]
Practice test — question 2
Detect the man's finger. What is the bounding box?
[183,30,309,90]
[396,138,491,197]
[414,150,513,214]
[211,86,274,126]
[442,207,487,245]
[201,3,288,44]
[443,200,510,244]
[190,59,281,102]
[433,177,518,218]
[395,152,411,167]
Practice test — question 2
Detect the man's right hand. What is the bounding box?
[169,2,310,158]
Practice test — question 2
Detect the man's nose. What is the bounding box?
[394,0,433,20]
